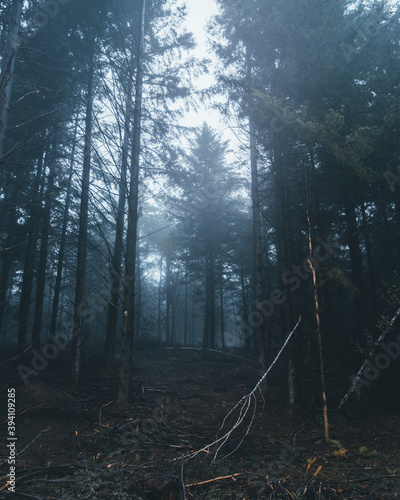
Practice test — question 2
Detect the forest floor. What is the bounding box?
[1,347,400,499]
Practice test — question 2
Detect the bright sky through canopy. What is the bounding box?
[185,0,218,52]
[181,0,223,130]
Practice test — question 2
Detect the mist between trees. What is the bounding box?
[1,0,400,417]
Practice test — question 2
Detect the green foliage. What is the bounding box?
[329,439,343,450]
[358,446,378,457]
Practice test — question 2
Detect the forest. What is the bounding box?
[1,0,400,498]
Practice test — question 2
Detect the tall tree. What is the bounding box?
[71,35,96,384]
[118,0,146,405]
[169,123,238,353]
[0,0,23,162]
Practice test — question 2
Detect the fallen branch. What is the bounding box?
[8,493,44,500]
[99,400,113,433]
[181,317,301,461]
[165,346,253,363]
[296,465,322,497]
[0,428,50,467]
[117,465,180,499]
[186,473,243,487]
[347,474,400,483]
[75,431,95,495]
[338,306,400,409]
[181,458,186,500]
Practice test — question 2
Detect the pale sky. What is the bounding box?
[186,0,219,53]
[180,0,224,131]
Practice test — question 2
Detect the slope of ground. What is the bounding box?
[1,348,400,499]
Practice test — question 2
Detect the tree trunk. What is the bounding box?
[184,264,188,346]
[202,255,210,356]
[17,145,45,351]
[103,47,135,378]
[240,266,251,350]
[0,214,17,332]
[135,248,142,339]
[32,141,56,350]
[307,211,330,445]
[157,256,163,342]
[118,0,146,406]
[49,117,78,343]
[165,252,171,343]
[250,117,266,374]
[361,200,377,308]
[209,245,216,349]
[71,38,95,385]
[305,166,329,444]
[0,0,23,162]
[343,191,367,340]
[219,254,225,349]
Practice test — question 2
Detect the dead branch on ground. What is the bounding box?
[181,317,301,461]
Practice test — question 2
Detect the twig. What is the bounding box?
[338,306,400,409]
[287,422,306,442]
[181,317,301,461]
[165,346,253,363]
[181,458,186,500]
[75,431,95,495]
[8,493,44,499]
[99,400,113,433]
[26,478,75,484]
[0,428,50,467]
[296,465,322,496]
[347,474,400,483]
[186,473,243,487]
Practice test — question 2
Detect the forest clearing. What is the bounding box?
[1,0,400,498]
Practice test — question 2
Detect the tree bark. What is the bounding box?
[17,144,45,351]
[49,116,78,343]
[103,47,135,378]
[343,191,368,340]
[32,140,56,350]
[306,168,329,443]
[202,255,210,356]
[360,200,377,308]
[240,265,251,350]
[165,251,171,343]
[250,117,266,374]
[209,244,216,349]
[0,212,17,332]
[157,256,163,342]
[184,263,188,346]
[219,254,225,349]
[71,37,95,385]
[135,248,142,339]
[0,0,23,162]
[118,0,146,406]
